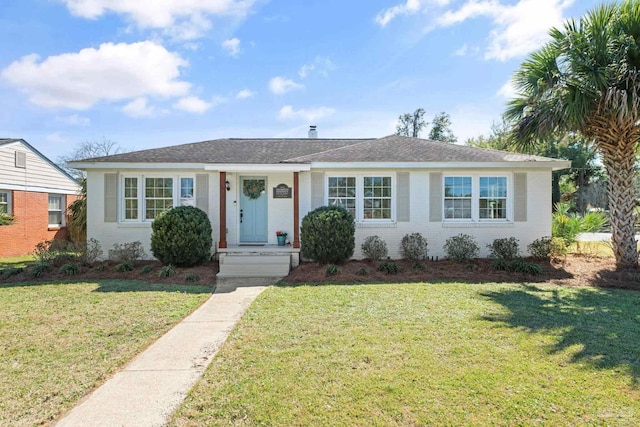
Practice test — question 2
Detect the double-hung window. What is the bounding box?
[326,174,394,222]
[124,177,139,220]
[444,177,472,219]
[328,177,356,217]
[121,175,195,222]
[443,175,510,222]
[180,177,195,206]
[48,194,64,227]
[479,177,507,219]
[0,191,10,214]
[145,178,173,220]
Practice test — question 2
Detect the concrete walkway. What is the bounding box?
[56,284,267,427]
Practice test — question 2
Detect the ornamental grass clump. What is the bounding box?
[151,206,212,267]
[301,206,355,264]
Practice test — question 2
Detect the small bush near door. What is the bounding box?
[301,206,355,264]
[151,206,213,267]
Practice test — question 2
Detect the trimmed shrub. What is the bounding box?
[528,236,552,259]
[550,237,569,258]
[400,232,428,261]
[151,206,212,267]
[361,236,388,261]
[378,262,398,274]
[158,264,177,278]
[110,241,145,264]
[80,238,103,265]
[301,206,355,264]
[487,237,520,260]
[443,233,479,262]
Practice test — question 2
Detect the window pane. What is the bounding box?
[444,177,472,219]
[48,195,61,210]
[49,211,62,225]
[145,177,173,219]
[328,176,356,217]
[0,192,7,214]
[479,177,507,219]
[363,176,392,220]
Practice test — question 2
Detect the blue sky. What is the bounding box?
[0,0,602,160]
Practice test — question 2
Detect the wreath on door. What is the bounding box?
[243,179,265,199]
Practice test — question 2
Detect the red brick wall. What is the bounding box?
[0,190,79,258]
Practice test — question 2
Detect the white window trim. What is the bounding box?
[119,174,195,223]
[325,172,396,223]
[48,194,65,228]
[0,190,11,215]
[442,173,512,223]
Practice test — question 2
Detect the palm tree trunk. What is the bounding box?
[601,141,638,267]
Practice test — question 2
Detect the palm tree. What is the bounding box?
[505,1,640,267]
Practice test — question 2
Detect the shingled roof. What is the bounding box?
[75,135,562,165]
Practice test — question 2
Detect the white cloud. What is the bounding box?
[278,105,335,122]
[268,76,304,95]
[236,89,255,99]
[375,0,450,27]
[298,56,336,79]
[376,0,423,27]
[438,0,574,61]
[58,0,254,40]
[1,41,190,110]
[45,132,69,144]
[56,114,91,126]
[454,44,468,56]
[496,79,516,99]
[123,97,158,117]
[173,96,212,113]
[222,38,241,56]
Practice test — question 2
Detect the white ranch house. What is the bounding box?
[72,132,569,280]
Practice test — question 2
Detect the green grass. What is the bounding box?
[0,279,212,426]
[0,255,37,269]
[172,283,640,426]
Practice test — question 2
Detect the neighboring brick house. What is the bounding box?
[0,139,81,257]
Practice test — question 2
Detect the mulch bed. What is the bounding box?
[2,255,640,291]
[283,255,640,291]
[0,260,218,286]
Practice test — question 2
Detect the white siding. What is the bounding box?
[0,141,79,193]
[87,167,553,261]
[87,169,218,260]
[299,168,552,260]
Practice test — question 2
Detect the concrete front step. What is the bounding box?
[217,253,291,280]
[220,255,290,265]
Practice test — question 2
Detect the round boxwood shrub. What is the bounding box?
[151,206,212,267]
[301,206,355,264]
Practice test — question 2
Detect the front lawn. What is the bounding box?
[0,280,212,426]
[172,283,640,426]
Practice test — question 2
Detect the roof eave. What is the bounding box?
[309,161,572,170]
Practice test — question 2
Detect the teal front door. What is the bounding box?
[240,177,268,243]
